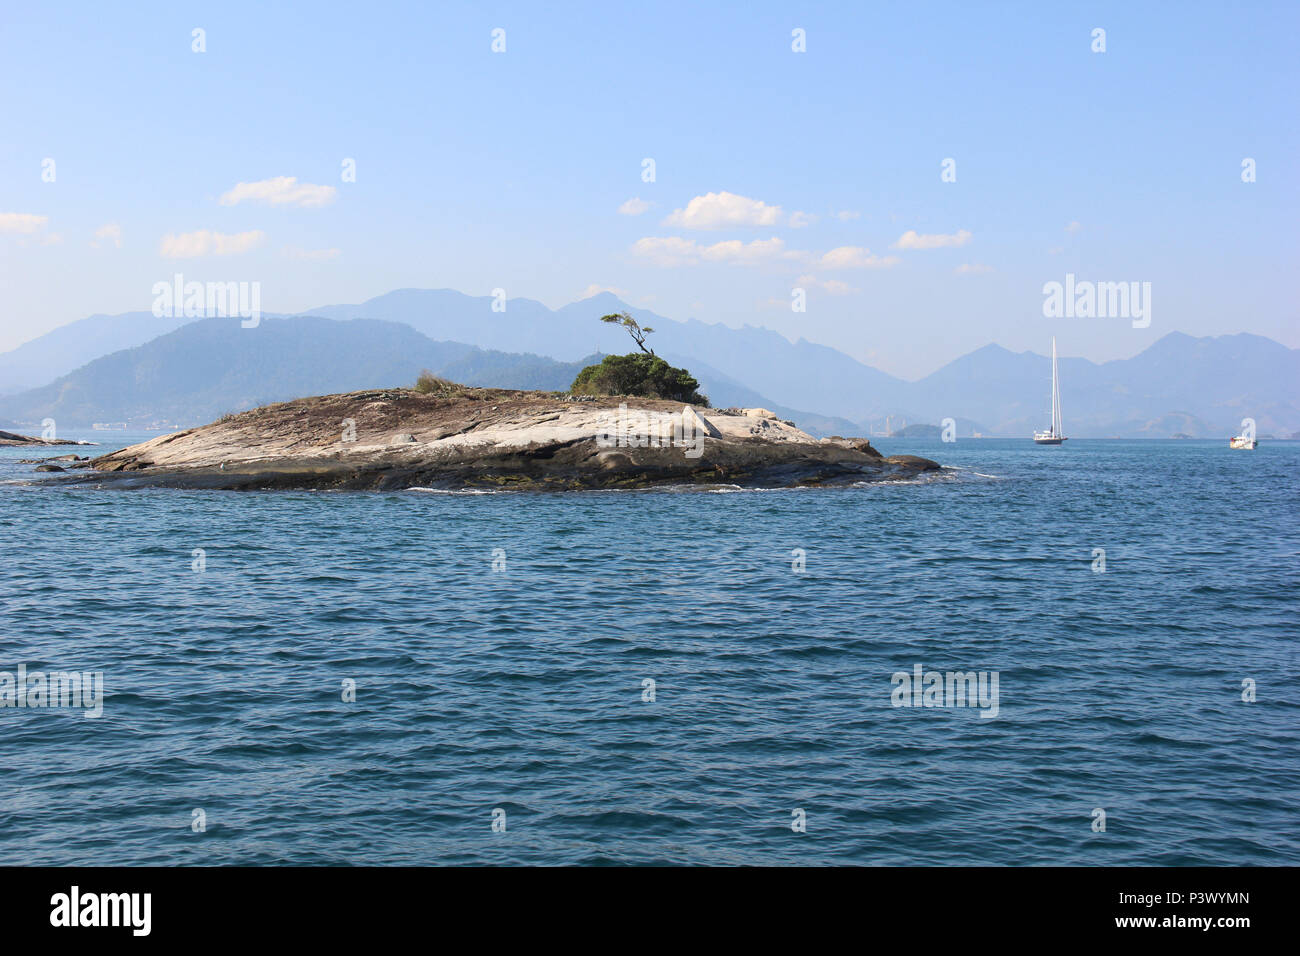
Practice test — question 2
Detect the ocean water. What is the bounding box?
[2,434,1297,866]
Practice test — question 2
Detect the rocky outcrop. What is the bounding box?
[0,430,95,447]
[50,386,940,491]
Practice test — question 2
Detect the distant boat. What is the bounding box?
[1229,434,1258,450]
[1033,337,1067,444]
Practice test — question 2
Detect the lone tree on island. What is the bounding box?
[601,312,655,356]
[572,311,708,405]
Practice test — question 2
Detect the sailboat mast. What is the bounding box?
[1033,337,1066,443]
[1051,338,1060,437]
[1048,338,1056,437]
[1050,345,1060,434]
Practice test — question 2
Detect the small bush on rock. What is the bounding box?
[414,370,463,398]
[570,353,709,406]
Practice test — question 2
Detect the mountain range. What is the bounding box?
[1,289,1295,438]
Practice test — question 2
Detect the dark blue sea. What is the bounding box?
[2,435,1297,865]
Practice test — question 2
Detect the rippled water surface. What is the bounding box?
[2,435,1297,865]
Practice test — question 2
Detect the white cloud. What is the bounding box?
[0,213,49,234]
[789,211,816,228]
[701,237,790,263]
[797,274,858,295]
[834,210,861,221]
[2,213,59,246]
[219,176,336,208]
[631,235,793,266]
[283,245,340,260]
[630,236,700,266]
[892,229,972,250]
[634,236,903,272]
[819,246,899,269]
[662,191,783,229]
[160,229,266,258]
[955,263,993,275]
[1065,220,1082,234]
[92,223,123,249]
[617,197,651,216]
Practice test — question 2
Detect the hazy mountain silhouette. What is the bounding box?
[2,288,1295,437]
[294,289,1300,435]
[296,289,912,421]
[907,333,1300,437]
[0,315,847,434]
[0,311,193,395]
[0,317,570,428]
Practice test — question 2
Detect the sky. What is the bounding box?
[1,0,1296,379]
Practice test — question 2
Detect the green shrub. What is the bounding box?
[570,353,709,406]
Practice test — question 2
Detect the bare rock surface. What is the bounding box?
[0,430,96,447]
[47,386,940,491]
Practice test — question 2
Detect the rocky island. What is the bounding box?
[52,384,940,491]
[1,429,95,447]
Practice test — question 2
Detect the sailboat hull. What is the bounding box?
[1033,437,1066,445]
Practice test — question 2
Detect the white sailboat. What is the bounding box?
[1229,419,1258,449]
[1033,337,1067,444]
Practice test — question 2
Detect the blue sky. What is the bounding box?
[2,0,1296,377]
